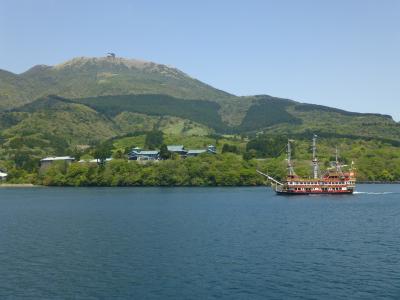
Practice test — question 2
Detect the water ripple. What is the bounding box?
[1,185,400,299]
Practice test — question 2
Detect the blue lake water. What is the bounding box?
[1,185,400,299]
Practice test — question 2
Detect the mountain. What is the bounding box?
[0,56,233,110]
[0,56,398,152]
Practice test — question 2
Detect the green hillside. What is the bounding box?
[0,57,232,110]
[1,56,397,138]
[76,94,227,132]
[0,56,399,184]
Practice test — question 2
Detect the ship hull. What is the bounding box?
[276,189,354,195]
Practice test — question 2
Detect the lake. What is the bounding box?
[1,185,400,299]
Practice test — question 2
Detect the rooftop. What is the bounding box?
[187,149,207,154]
[79,158,113,163]
[40,156,75,162]
[167,145,185,152]
[133,150,159,155]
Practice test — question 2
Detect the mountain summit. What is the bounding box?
[0,56,232,110]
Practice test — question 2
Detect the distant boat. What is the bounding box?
[257,135,356,195]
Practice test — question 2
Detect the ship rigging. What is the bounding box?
[257,136,356,195]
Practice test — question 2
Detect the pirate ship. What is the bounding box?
[257,135,356,195]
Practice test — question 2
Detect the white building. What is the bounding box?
[0,171,7,180]
[78,158,113,164]
[40,156,75,170]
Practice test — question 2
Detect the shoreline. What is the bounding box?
[0,183,38,188]
[1,182,399,188]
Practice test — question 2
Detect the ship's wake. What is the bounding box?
[354,191,396,195]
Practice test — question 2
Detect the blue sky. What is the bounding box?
[1,0,399,120]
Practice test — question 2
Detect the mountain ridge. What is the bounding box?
[0,56,397,141]
[1,56,396,121]
[0,56,234,110]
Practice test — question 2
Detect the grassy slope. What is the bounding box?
[0,96,216,161]
[1,57,397,140]
[0,93,397,159]
[113,112,212,136]
[75,94,228,132]
[255,102,400,142]
[0,70,34,108]
[0,57,232,110]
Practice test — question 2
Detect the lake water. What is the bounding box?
[1,185,400,299]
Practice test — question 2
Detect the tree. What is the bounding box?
[145,130,163,149]
[222,143,238,154]
[124,145,136,155]
[243,150,256,161]
[13,151,39,172]
[113,149,125,159]
[246,135,288,158]
[159,144,171,160]
[94,144,112,165]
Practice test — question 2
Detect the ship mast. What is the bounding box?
[335,146,340,172]
[312,135,319,179]
[335,146,344,175]
[287,139,296,177]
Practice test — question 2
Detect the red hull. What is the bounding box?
[276,189,354,195]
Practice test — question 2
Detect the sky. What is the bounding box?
[1,0,399,120]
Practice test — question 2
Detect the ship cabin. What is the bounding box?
[283,174,356,193]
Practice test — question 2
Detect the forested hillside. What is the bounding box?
[0,56,399,184]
